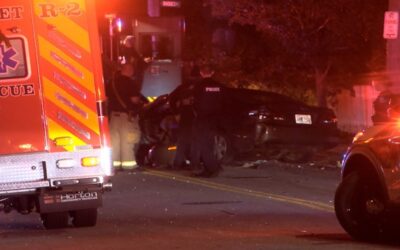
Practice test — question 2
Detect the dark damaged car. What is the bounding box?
[137,86,340,166]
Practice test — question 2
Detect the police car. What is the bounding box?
[335,94,400,241]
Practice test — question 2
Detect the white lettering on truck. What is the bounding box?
[0,6,23,20]
[60,192,98,203]
[38,2,81,18]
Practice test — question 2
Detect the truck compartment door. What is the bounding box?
[33,0,103,152]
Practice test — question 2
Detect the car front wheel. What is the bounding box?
[334,171,391,241]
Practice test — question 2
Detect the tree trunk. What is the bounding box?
[314,64,331,107]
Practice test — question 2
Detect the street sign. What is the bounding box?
[384,11,399,39]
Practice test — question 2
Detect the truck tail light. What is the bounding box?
[81,157,100,167]
[57,159,77,169]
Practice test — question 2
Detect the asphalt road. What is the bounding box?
[0,163,399,250]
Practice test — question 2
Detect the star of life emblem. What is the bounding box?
[0,43,18,74]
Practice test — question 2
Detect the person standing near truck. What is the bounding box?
[169,81,196,169]
[170,61,202,169]
[107,63,143,170]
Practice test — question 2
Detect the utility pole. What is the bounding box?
[148,0,160,17]
[147,0,160,58]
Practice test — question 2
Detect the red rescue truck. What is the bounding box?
[0,0,112,229]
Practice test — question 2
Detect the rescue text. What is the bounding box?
[0,83,35,97]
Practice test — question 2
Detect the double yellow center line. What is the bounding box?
[144,170,334,213]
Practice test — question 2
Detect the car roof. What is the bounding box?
[225,88,302,105]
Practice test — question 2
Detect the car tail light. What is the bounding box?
[319,112,337,124]
[248,109,269,120]
[248,109,285,122]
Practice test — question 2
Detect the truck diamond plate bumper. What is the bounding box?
[0,180,50,194]
[0,162,45,183]
[0,149,111,194]
[0,156,49,194]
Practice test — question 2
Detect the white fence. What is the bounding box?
[332,85,380,134]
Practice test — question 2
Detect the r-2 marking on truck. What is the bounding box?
[38,2,81,18]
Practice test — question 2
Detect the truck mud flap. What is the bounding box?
[38,190,102,213]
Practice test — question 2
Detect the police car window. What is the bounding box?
[0,37,29,80]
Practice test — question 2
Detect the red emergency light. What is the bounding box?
[116,18,123,32]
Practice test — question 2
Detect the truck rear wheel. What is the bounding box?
[41,212,69,229]
[71,208,97,227]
